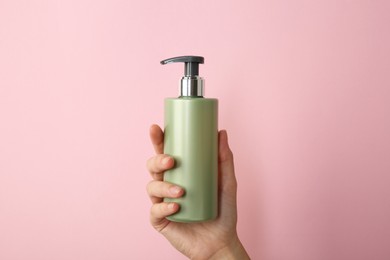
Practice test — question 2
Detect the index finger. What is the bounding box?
[149,124,164,154]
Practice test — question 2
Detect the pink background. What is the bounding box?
[1,1,389,259]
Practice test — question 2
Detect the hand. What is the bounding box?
[146,124,250,259]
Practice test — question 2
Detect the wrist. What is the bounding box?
[209,236,250,260]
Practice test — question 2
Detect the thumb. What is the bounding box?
[218,130,237,194]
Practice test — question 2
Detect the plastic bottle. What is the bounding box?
[161,56,218,222]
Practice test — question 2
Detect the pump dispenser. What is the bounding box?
[161,56,205,97]
[161,55,218,222]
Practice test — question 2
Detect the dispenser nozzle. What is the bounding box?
[160,56,204,76]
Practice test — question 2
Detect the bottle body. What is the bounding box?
[164,97,218,222]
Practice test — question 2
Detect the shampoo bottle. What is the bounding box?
[161,56,218,222]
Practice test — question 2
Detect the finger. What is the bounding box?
[146,154,175,181]
[219,130,234,164]
[150,202,180,231]
[218,130,237,191]
[218,130,238,220]
[146,180,184,204]
[150,124,164,154]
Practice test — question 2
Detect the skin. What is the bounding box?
[146,124,250,260]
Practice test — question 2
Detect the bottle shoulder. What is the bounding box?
[165,97,218,102]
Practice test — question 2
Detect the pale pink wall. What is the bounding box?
[1,1,389,259]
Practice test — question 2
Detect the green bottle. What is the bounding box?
[161,56,218,222]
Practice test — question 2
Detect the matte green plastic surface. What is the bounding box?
[164,97,218,222]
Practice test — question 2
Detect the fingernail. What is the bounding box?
[169,186,182,195]
[168,203,175,210]
[162,157,171,165]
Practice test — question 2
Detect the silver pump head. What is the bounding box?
[161,56,205,97]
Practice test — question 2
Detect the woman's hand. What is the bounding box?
[146,124,250,259]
